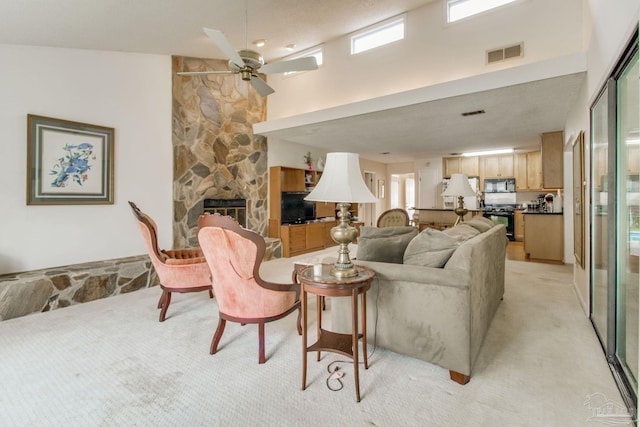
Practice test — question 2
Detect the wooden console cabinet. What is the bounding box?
[269,165,362,257]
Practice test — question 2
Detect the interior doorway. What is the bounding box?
[364,171,376,226]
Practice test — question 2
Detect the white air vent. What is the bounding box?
[486,43,523,64]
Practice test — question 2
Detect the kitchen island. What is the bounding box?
[523,210,564,262]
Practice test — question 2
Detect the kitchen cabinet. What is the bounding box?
[514,210,525,241]
[443,156,479,178]
[541,131,564,188]
[460,156,479,176]
[443,157,460,178]
[526,151,542,190]
[515,153,528,190]
[483,154,514,178]
[514,152,542,191]
[523,213,564,262]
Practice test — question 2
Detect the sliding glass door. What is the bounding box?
[615,48,639,390]
[590,29,638,418]
[590,83,610,348]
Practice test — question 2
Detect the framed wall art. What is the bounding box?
[27,115,114,205]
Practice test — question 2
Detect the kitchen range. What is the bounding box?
[482,178,517,241]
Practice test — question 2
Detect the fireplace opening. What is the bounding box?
[203,199,247,227]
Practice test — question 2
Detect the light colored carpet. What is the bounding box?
[0,247,633,426]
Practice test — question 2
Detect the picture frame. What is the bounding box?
[378,179,385,199]
[572,131,585,268]
[27,115,114,205]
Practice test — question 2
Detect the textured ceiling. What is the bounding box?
[1,0,585,163]
[0,0,436,62]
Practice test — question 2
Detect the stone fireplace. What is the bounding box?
[203,198,248,227]
[172,56,268,248]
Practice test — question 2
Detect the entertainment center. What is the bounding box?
[268,166,360,257]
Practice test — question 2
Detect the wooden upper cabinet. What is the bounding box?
[515,153,528,190]
[483,154,514,178]
[526,151,542,190]
[541,131,564,188]
[443,156,478,178]
[281,167,305,191]
[443,157,461,178]
[460,156,479,177]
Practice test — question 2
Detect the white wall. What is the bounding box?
[266,0,584,120]
[0,45,172,274]
[565,0,639,314]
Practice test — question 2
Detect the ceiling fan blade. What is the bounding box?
[260,56,318,75]
[202,27,245,68]
[250,75,275,96]
[176,71,236,76]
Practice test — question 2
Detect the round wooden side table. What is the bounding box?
[298,263,374,402]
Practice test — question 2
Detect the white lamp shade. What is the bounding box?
[305,153,377,203]
[442,173,476,197]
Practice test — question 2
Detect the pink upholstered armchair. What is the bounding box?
[197,213,301,364]
[129,201,213,322]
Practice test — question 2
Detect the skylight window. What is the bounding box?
[350,15,405,55]
[283,47,323,76]
[447,0,518,23]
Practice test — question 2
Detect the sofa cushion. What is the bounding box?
[464,216,494,233]
[357,226,418,264]
[443,223,481,242]
[403,228,459,268]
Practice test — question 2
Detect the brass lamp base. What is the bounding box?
[453,196,468,226]
[330,202,359,278]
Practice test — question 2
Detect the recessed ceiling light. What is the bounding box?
[461,109,485,117]
[285,44,296,51]
[253,39,266,47]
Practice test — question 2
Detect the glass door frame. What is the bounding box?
[589,27,639,420]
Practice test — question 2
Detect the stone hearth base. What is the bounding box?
[0,238,282,322]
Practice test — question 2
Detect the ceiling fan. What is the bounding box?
[177,27,318,96]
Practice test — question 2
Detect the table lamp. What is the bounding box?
[442,173,476,226]
[305,152,377,278]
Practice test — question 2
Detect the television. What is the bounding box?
[281,192,316,224]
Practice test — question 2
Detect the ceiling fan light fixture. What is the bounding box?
[253,39,266,47]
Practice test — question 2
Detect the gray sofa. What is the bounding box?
[329,219,507,384]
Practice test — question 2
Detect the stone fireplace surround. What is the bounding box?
[0,56,282,321]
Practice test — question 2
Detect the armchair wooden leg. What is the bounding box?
[157,291,165,309]
[208,288,214,299]
[210,318,226,355]
[158,290,171,322]
[258,322,266,364]
[449,370,470,385]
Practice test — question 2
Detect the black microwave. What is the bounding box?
[484,178,516,193]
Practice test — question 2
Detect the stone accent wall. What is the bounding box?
[0,256,158,321]
[0,58,279,323]
[172,56,269,248]
[0,238,281,321]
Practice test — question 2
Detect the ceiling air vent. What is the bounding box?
[486,43,523,64]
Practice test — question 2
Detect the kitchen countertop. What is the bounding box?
[413,208,482,211]
[523,209,564,215]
